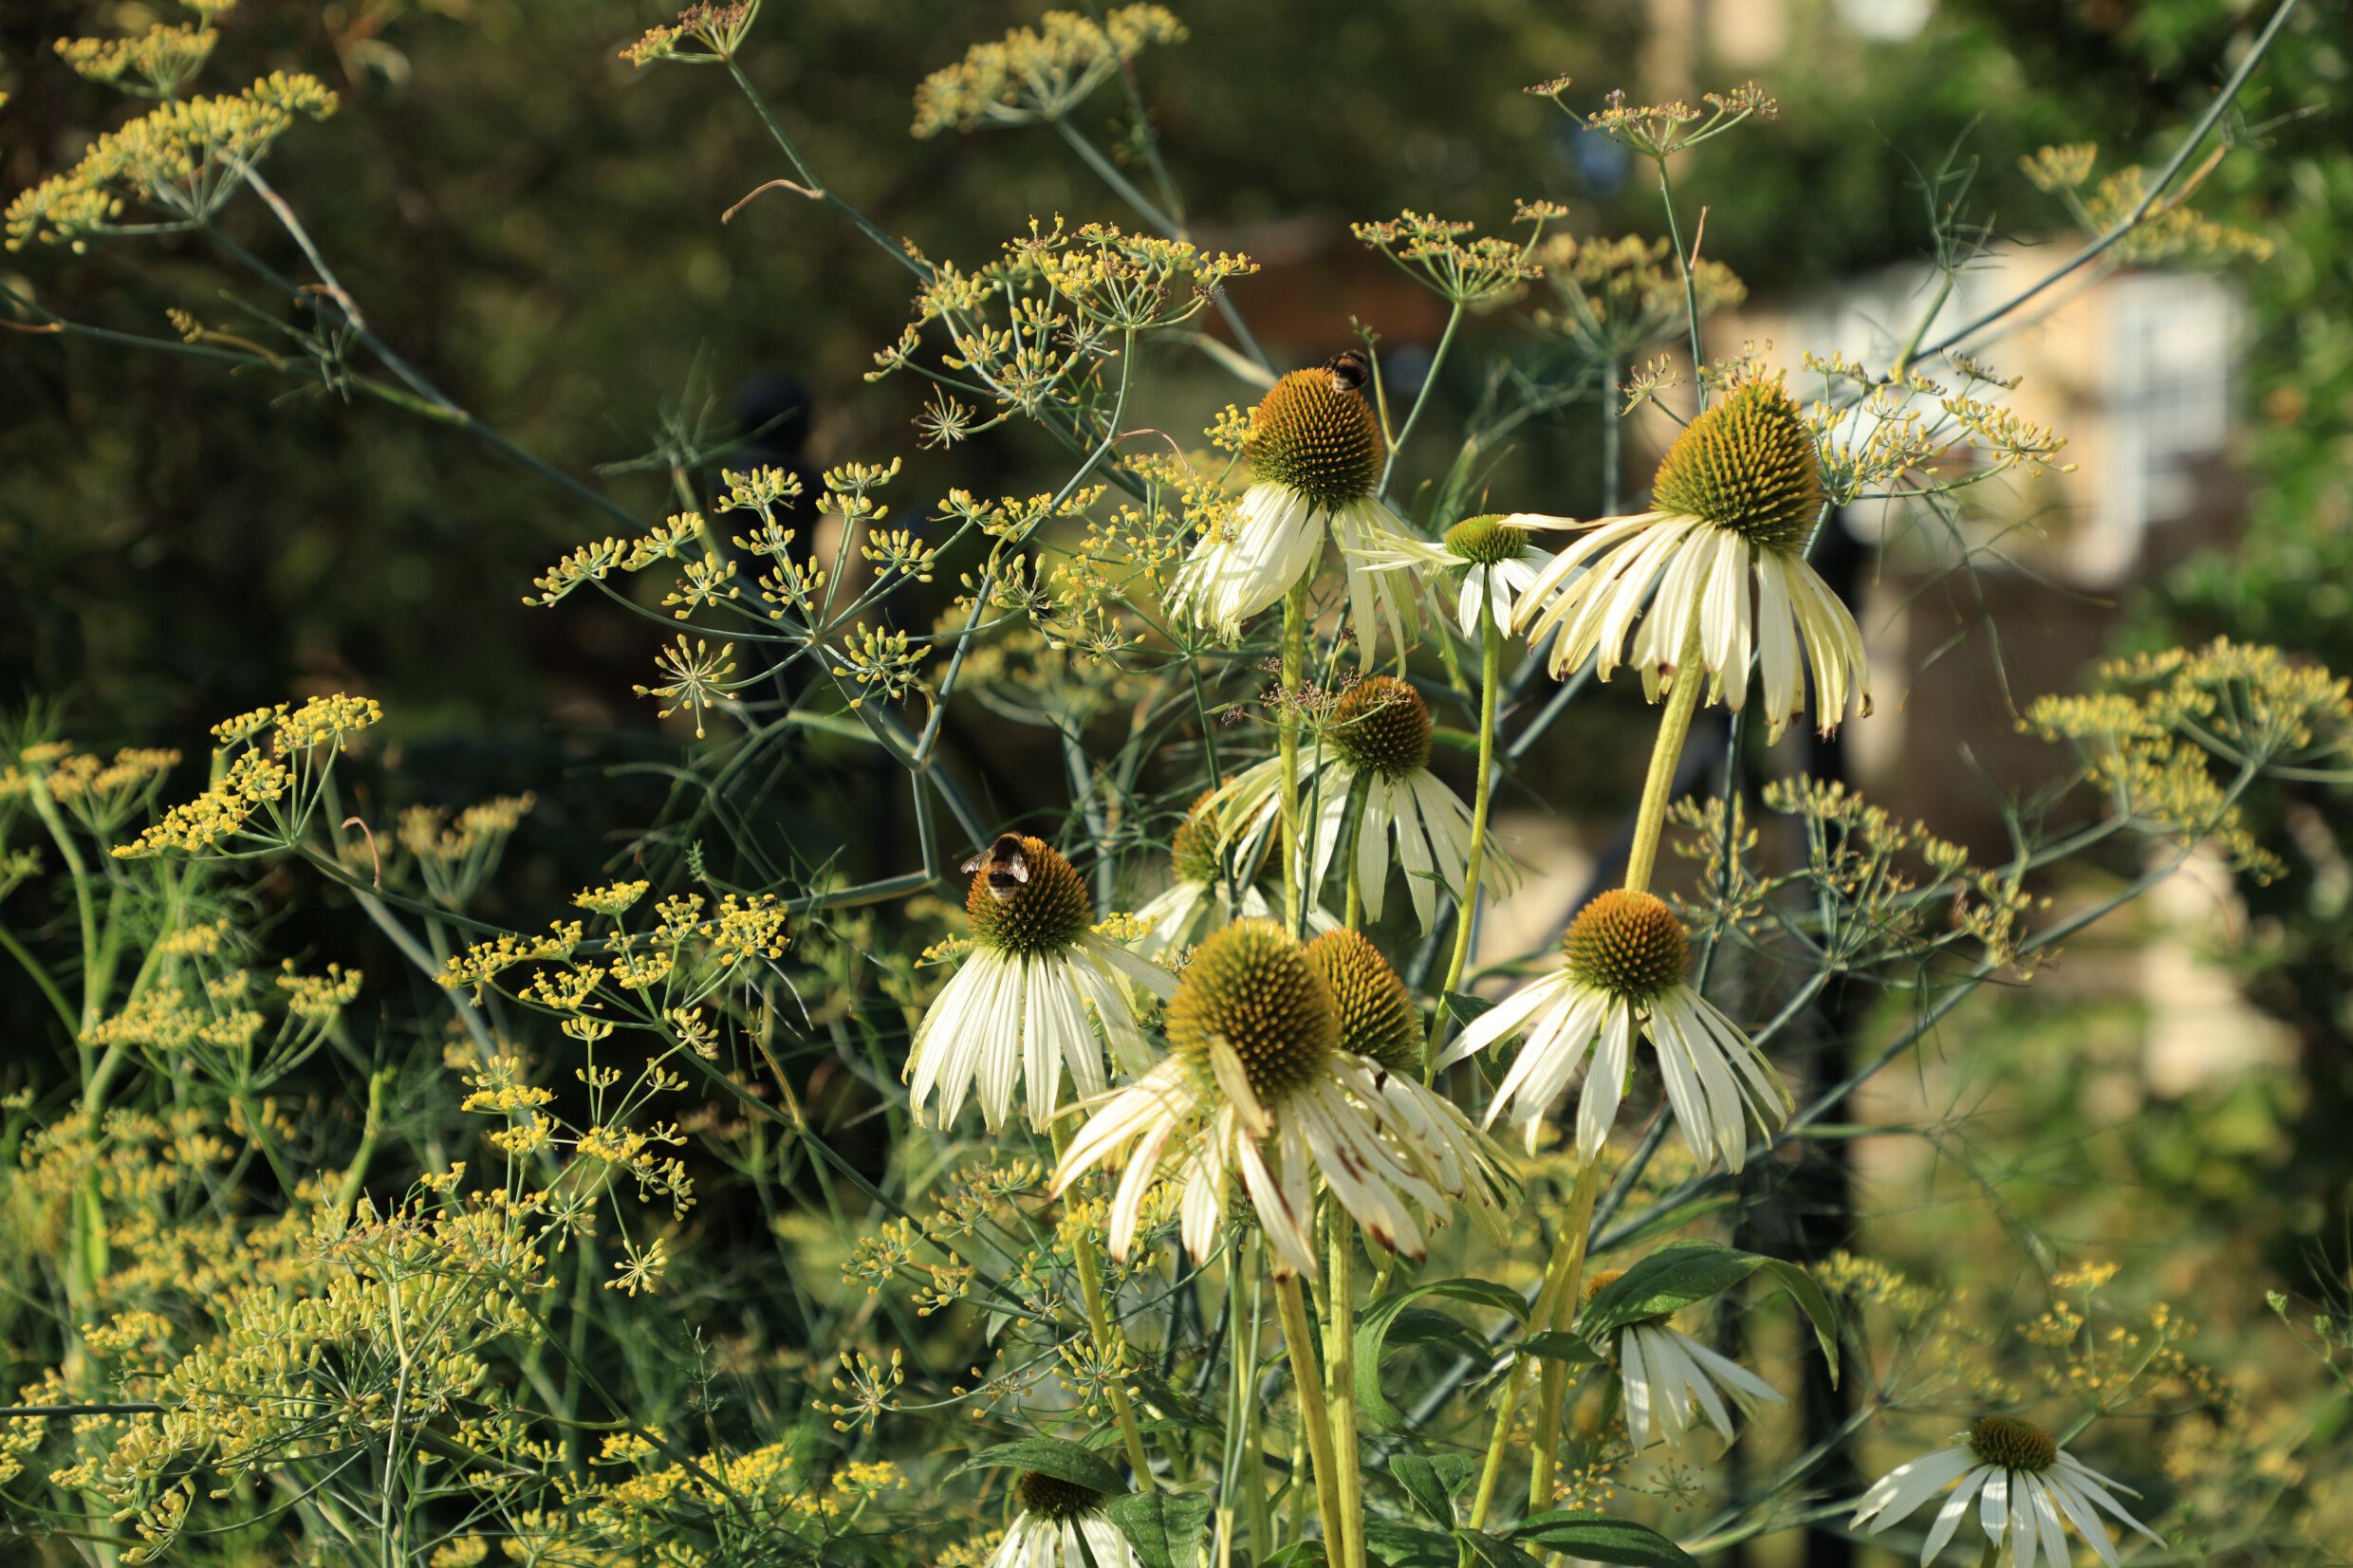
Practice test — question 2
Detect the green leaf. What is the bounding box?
[1453,1527,1545,1568]
[1107,1488,1215,1568]
[1364,1521,1458,1568]
[946,1436,1123,1496]
[1260,1542,1329,1568]
[1384,1306,1491,1363]
[1356,1278,1529,1431]
[1514,1330,1600,1366]
[1755,1258,1841,1388]
[1389,1454,1455,1527]
[1579,1241,1765,1340]
[1437,990,1496,1027]
[1510,1512,1701,1568]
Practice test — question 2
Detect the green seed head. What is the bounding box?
[1305,929,1421,1075]
[1648,379,1824,554]
[1170,788,1225,886]
[1444,514,1532,565]
[1015,1469,1104,1521]
[965,836,1093,955]
[1563,889,1689,1002]
[1248,367,1385,507]
[1329,676,1432,778]
[1167,918,1339,1102]
[1967,1416,2059,1474]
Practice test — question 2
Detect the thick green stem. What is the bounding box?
[1466,1176,1597,1530]
[1528,1157,1604,1510]
[1074,1233,1158,1490]
[1275,1273,1346,1554]
[1325,1222,1365,1568]
[1436,605,1505,1005]
[1055,1118,1157,1490]
[1279,575,1312,932]
[1623,616,1708,895]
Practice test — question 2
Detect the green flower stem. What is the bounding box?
[1656,159,1708,409]
[1054,1119,1158,1491]
[1433,601,1505,1037]
[1528,1156,1604,1511]
[1325,1222,1366,1568]
[1466,1161,1600,1530]
[1274,1272,1348,1554]
[1378,300,1464,499]
[1601,360,1621,518]
[1623,614,1708,895]
[1279,574,1312,932]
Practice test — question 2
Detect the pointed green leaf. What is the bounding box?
[1755,1257,1841,1388]
[1578,1241,1765,1341]
[1453,1527,1545,1568]
[1510,1512,1701,1568]
[1514,1330,1600,1366]
[946,1436,1123,1496]
[1356,1278,1529,1431]
[1389,1454,1454,1527]
[1364,1522,1456,1568]
[1107,1488,1215,1568]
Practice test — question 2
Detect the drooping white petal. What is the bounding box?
[1851,1445,1978,1530]
[1918,1465,1992,1563]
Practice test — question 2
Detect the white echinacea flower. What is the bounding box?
[990,1470,1138,1568]
[1852,1415,2166,1568]
[1203,676,1515,933]
[907,834,1177,1134]
[1436,889,1789,1166]
[1053,920,1488,1279]
[1127,788,1334,962]
[1510,377,1871,742]
[1171,351,1419,667]
[1580,1267,1788,1448]
[1349,512,1564,639]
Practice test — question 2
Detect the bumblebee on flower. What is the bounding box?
[1171,350,1421,665]
[906,833,1177,1134]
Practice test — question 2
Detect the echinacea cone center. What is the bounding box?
[1015,1469,1104,1521]
[1306,928,1420,1074]
[1249,368,1385,507]
[1967,1415,2058,1474]
[1330,675,1432,777]
[1649,379,1823,555]
[1445,514,1531,565]
[1167,918,1338,1102]
[1563,889,1689,1001]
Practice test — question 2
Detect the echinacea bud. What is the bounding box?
[1170,787,1225,886]
[1306,929,1420,1074]
[1015,1469,1105,1520]
[1967,1415,2059,1474]
[1168,918,1338,1100]
[1329,675,1432,777]
[1649,379,1824,554]
[1444,514,1532,565]
[1249,367,1385,506]
[966,836,1092,954]
[1562,889,1689,1002]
